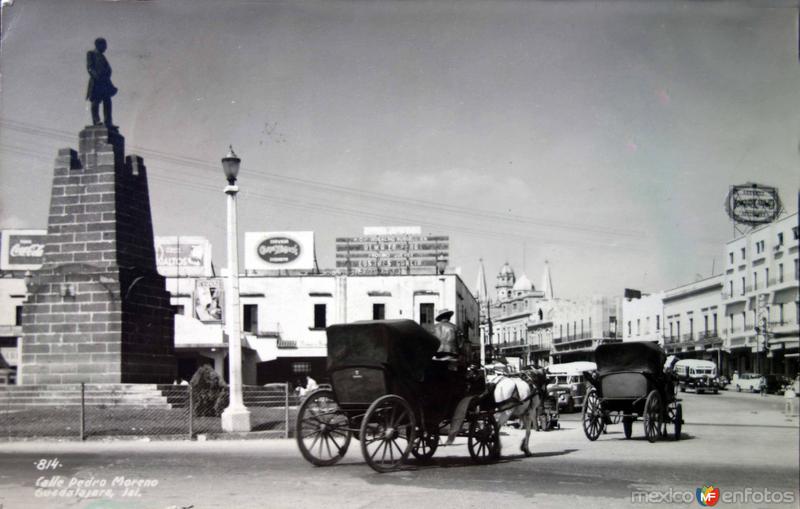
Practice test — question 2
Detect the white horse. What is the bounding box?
[486,368,546,457]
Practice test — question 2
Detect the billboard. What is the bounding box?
[725,184,782,226]
[194,278,224,323]
[244,231,315,271]
[155,236,213,277]
[335,230,449,275]
[0,229,47,270]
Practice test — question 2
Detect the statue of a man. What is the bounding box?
[86,37,118,126]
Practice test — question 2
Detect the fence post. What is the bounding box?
[188,385,194,440]
[284,382,289,439]
[80,382,85,441]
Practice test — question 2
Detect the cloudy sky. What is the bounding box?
[1,0,798,299]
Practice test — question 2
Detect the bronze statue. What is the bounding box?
[86,38,117,126]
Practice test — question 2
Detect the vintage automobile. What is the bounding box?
[546,361,596,412]
[582,341,683,443]
[731,372,762,393]
[295,319,499,473]
[674,359,719,394]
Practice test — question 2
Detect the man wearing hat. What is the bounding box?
[432,308,462,371]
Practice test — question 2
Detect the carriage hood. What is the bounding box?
[326,319,441,382]
[594,341,666,376]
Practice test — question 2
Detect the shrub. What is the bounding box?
[214,387,230,417]
[190,365,225,417]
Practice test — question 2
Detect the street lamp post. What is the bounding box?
[220,145,251,432]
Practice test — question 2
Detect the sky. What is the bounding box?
[0,0,798,300]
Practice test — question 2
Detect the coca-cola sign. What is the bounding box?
[257,237,301,264]
[725,184,782,226]
[1,230,47,270]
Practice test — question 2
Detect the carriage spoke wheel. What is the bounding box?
[468,411,501,464]
[411,429,439,461]
[296,389,351,466]
[359,395,415,473]
[581,390,604,441]
[665,402,682,441]
[643,390,662,443]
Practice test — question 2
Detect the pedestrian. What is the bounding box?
[759,376,767,397]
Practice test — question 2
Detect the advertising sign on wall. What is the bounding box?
[725,184,782,226]
[194,278,224,323]
[244,232,315,271]
[0,230,47,271]
[155,236,213,277]
[335,230,449,275]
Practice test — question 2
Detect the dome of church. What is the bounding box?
[499,262,514,278]
[512,274,534,292]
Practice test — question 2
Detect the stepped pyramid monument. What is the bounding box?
[19,39,175,384]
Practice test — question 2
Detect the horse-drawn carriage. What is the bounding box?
[582,341,683,443]
[295,320,502,472]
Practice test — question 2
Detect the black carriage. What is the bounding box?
[295,319,499,472]
[582,342,683,443]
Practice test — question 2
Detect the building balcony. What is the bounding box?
[277,339,297,349]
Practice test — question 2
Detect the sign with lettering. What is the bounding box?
[0,230,47,270]
[725,184,782,226]
[154,236,213,277]
[245,232,315,270]
[335,232,449,275]
[194,278,224,323]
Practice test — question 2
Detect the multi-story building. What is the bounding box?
[622,291,664,344]
[662,275,726,369]
[549,296,622,363]
[168,271,479,385]
[721,212,799,376]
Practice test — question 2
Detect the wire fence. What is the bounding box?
[0,383,300,440]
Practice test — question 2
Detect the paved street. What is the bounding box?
[0,391,798,509]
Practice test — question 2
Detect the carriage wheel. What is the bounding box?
[411,429,439,461]
[665,402,682,441]
[296,389,352,466]
[582,390,604,441]
[643,390,662,443]
[622,416,633,439]
[467,411,501,464]
[359,395,415,473]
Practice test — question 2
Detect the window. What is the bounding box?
[292,362,311,374]
[779,263,784,283]
[372,303,385,320]
[676,321,681,338]
[777,232,784,245]
[756,240,765,254]
[669,322,673,339]
[795,258,799,280]
[779,303,784,325]
[243,304,258,333]
[636,319,640,336]
[713,313,718,334]
[703,315,709,334]
[741,277,746,295]
[15,305,23,326]
[627,321,632,336]
[765,268,769,287]
[689,317,693,336]
[793,226,799,240]
[741,247,746,259]
[729,252,734,264]
[313,304,327,329]
[646,316,650,334]
[753,272,758,290]
[728,281,733,297]
[656,315,660,330]
[419,303,434,327]
[538,308,543,320]
[741,311,747,330]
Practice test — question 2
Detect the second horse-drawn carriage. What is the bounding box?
[295,319,503,472]
[582,341,683,443]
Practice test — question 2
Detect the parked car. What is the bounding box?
[674,359,720,394]
[718,376,729,390]
[731,372,762,393]
[546,361,596,412]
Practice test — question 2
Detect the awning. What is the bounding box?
[773,287,799,305]
[724,301,747,315]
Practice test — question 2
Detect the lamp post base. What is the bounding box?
[221,405,252,432]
